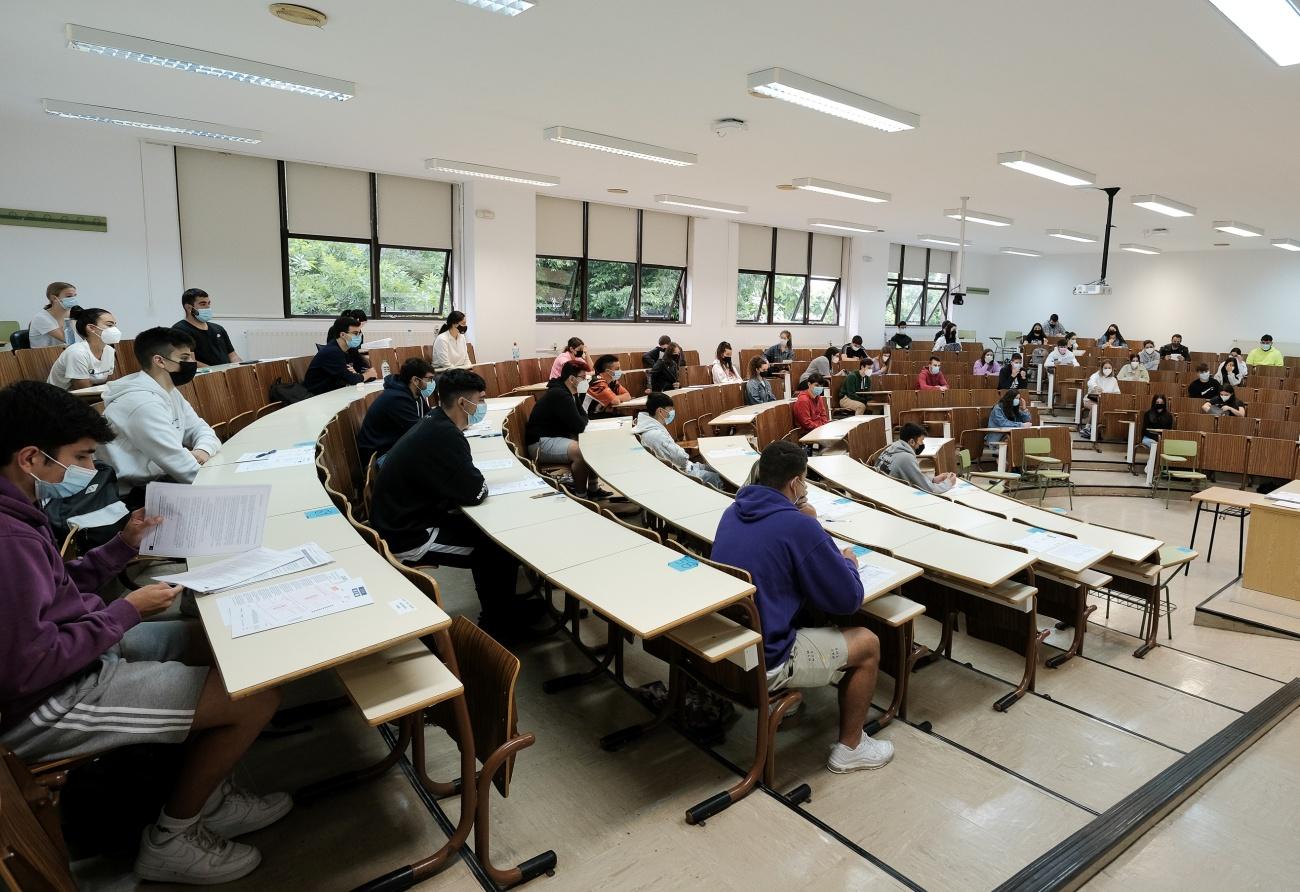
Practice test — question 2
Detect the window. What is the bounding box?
[282,163,455,319]
[534,198,688,322]
[736,225,844,325]
[885,244,950,326]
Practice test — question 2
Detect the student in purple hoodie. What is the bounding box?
[712,441,894,773]
[0,381,289,885]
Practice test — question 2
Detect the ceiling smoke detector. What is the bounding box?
[268,4,328,26]
[712,118,748,138]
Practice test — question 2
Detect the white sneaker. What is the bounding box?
[202,779,294,838]
[134,822,261,885]
[827,735,895,773]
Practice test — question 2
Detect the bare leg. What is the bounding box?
[837,627,880,748]
[568,442,591,491]
[164,675,281,818]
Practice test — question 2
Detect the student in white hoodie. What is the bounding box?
[632,393,723,489]
[102,327,221,500]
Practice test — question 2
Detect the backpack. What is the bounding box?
[42,461,129,552]
[268,377,313,406]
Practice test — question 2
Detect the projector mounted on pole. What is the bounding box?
[950,195,968,310]
[1073,186,1120,296]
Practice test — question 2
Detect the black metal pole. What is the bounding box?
[1099,187,1120,284]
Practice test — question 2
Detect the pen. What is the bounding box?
[255,449,277,458]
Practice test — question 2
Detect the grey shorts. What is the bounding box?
[529,436,574,465]
[766,627,849,692]
[0,620,209,763]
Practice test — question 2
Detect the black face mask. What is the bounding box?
[457,324,468,334]
[168,360,198,387]
[1155,403,1165,411]
[912,443,925,456]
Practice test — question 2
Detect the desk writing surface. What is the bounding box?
[461,489,589,532]
[491,509,651,574]
[546,543,755,640]
[204,423,321,466]
[808,455,908,497]
[710,399,792,428]
[800,415,883,445]
[599,469,675,498]
[197,545,449,699]
[963,519,1102,574]
[187,509,358,563]
[638,480,734,521]
[911,499,1009,534]
[864,486,946,513]
[892,532,1033,588]
[194,461,330,516]
[1192,487,1268,510]
[819,508,935,552]
[673,507,729,542]
[842,546,926,601]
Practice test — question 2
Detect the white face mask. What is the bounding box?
[96,325,122,345]
[1101,368,1112,377]
[930,364,941,374]
[576,377,590,394]
[1012,361,1022,370]
[1130,361,1139,369]
[983,355,993,364]
[1199,372,1210,382]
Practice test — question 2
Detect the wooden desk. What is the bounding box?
[1243,482,1300,599]
[1190,487,1269,579]
[799,414,885,446]
[708,399,793,428]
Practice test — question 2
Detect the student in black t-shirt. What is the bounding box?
[842,335,868,359]
[997,353,1031,390]
[172,288,240,367]
[1187,363,1219,399]
[886,323,912,350]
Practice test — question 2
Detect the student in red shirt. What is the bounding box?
[793,372,831,433]
[917,355,949,391]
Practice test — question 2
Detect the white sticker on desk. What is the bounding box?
[389,598,417,615]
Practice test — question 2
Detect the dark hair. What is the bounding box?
[1010,352,1023,362]
[1196,362,1210,372]
[929,354,942,363]
[658,334,672,347]
[899,422,928,442]
[557,360,587,383]
[181,287,209,308]
[859,356,871,369]
[1056,338,1069,348]
[70,307,110,338]
[646,392,674,416]
[594,353,619,374]
[748,355,767,377]
[1150,393,1169,411]
[341,308,368,324]
[1223,356,1240,374]
[1144,339,1155,348]
[566,337,585,353]
[397,357,434,384]
[1262,334,1274,342]
[327,315,360,342]
[1219,383,1236,397]
[437,369,486,409]
[755,441,807,489]
[663,342,682,364]
[851,335,863,345]
[1029,322,1045,333]
[46,281,75,301]
[802,372,827,389]
[997,387,1023,416]
[823,346,841,360]
[437,309,465,334]
[1049,313,1059,322]
[1171,333,1183,339]
[716,341,733,363]
[0,381,115,466]
[134,326,194,367]
[1129,352,1140,362]
[780,330,792,341]
[1229,347,1243,355]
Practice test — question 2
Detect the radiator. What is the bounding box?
[238,325,437,361]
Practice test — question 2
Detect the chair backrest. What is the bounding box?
[0,352,20,389]
[494,360,521,395]
[470,363,500,397]
[15,346,64,382]
[846,418,887,463]
[192,371,238,429]
[1,748,76,891]
[222,364,263,415]
[466,342,477,364]
[288,354,314,383]
[9,329,31,351]
[394,344,425,365]
[518,357,546,385]
[1162,437,1199,459]
[1023,436,1051,456]
[754,403,794,449]
[367,347,399,377]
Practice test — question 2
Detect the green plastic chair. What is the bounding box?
[957,447,1019,493]
[1022,437,1073,507]
[1154,438,1207,508]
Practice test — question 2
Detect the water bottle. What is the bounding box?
[512,341,521,361]
[380,360,391,378]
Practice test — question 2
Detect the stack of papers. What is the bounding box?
[156,543,333,593]
[235,446,316,472]
[805,489,862,521]
[216,569,373,638]
[140,483,270,557]
[487,475,552,497]
[473,458,516,472]
[857,562,898,591]
[1265,490,1300,509]
[1012,529,1104,565]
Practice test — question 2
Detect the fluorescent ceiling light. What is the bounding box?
[425,158,558,187]
[918,234,971,247]
[997,150,1095,187]
[544,126,695,166]
[1131,194,1196,217]
[455,0,535,16]
[655,194,746,215]
[1046,229,1098,243]
[42,98,261,143]
[1000,247,1042,257]
[65,24,354,101]
[746,67,919,132]
[1271,238,1300,251]
[944,208,1013,227]
[1204,0,1300,66]
[1120,243,1162,255]
[808,218,882,234]
[791,178,890,203]
[1213,220,1264,237]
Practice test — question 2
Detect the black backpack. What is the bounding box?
[42,461,128,552]
[268,377,313,406]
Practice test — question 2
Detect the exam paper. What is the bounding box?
[217,543,334,590]
[140,483,270,557]
[707,447,760,459]
[218,569,374,638]
[487,475,552,497]
[1265,490,1300,506]
[473,458,515,472]
[156,547,303,592]
[235,446,316,472]
[1012,529,1064,554]
[857,563,898,592]
[584,418,627,431]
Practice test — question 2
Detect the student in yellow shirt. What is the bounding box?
[1246,334,1284,368]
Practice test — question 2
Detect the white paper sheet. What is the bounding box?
[487,475,552,497]
[216,543,333,591]
[707,447,760,459]
[1265,490,1300,506]
[67,500,130,529]
[1045,540,1106,564]
[1012,529,1064,554]
[156,547,305,593]
[218,570,374,638]
[857,563,898,592]
[140,483,270,558]
[235,446,316,472]
[473,458,515,472]
[361,338,392,349]
[584,418,628,431]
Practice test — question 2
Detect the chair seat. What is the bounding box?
[1168,470,1207,481]
[1024,454,1062,465]
[1161,455,1188,463]
[1036,470,1072,480]
[971,470,1021,480]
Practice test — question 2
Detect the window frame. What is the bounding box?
[280,165,455,320]
[534,203,688,323]
[885,246,949,327]
[736,228,842,326]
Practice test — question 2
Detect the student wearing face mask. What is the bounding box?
[47,307,120,390]
[1159,333,1189,362]
[916,355,949,391]
[304,315,377,395]
[101,328,220,500]
[1216,355,1245,388]
[711,341,743,384]
[356,357,437,467]
[998,353,1030,390]
[764,330,795,365]
[712,441,894,774]
[650,341,683,393]
[633,393,724,488]
[548,337,593,380]
[800,346,840,384]
[1187,363,1218,400]
[1218,348,1248,382]
[1246,334,1284,368]
[745,356,776,405]
[371,369,537,642]
[1043,339,1079,370]
[1118,352,1149,382]
[932,320,960,353]
[1099,324,1127,349]
[886,322,912,350]
[842,335,868,360]
[28,281,80,348]
[173,288,240,367]
[793,373,831,433]
[584,354,631,416]
[642,334,672,369]
[873,350,893,375]
[875,423,956,494]
[838,358,872,416]
[1141,394,1174,449]
[526,361,613,501]
[1043,314,1067,339]
[1079,360,1120,439]
[431,310,473,371]
[972,349,1000,377]
[985,389,1033,445]
[1021,323,1048,366]
[1138,339,1161,372]
[1203,384,1247,418]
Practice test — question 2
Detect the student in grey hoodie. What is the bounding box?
[632,393,723,488]
[874,422,956,494]
[102,327,220,498]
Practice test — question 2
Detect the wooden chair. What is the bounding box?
[1154,436,1208,506]
[754,403,797,449]
[845,417,887,463]
[495,361,521,396]
[0,352,21,388]
[467,342,477,364]
[518,357,545,386]
[192,371,239,439]
[252,358,295,417]
[957,448,1018,492]
[288,354,314,383]
[1200,432,1249,480]
[224,363,263,415]
[471,363,501,397]
[114,339,140,376]
[1,749,76,891]
[15,346,64,383]
[1246,436,1299,484]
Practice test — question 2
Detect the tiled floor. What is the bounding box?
[72,484,1300,891]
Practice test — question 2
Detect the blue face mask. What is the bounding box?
[31,453,96,501]
[463,398,487,426]
[59,296,79,310]
[811,386,825,397]
[664,409,676,425]
[612,370,622,380]
[420,378,436,399]
[347,333,363,349]
[194,308,214,323]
